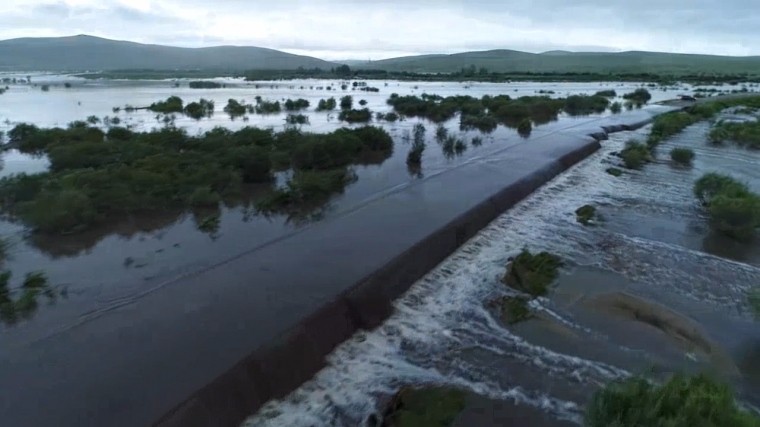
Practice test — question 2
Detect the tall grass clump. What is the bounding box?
[620,140,651,169]
[694,173,760,240]
[670,147,695,166]
[585,374,760,427]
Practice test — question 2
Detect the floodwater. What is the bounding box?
[243,113,760,426]
[0,75,682,345]
[0,74,757,425]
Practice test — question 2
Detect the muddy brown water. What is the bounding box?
[244,111,760,427]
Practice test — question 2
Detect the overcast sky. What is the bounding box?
[3,0,758,60]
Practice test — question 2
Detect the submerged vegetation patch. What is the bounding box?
[619,140,651,170]
[575,204,597,226]
[338,108,372,123]
[606,167,623,177]
[585,374,760,427]
[0,123,394,234]
[0,271,60,326]
[670,147,695,166]
[382,387,467,427]
[622,88,652,104]
[386,92,613,131]
[502,249,563,297]
[694,173,760,240]
[710,120,760,149]
[500,296,532,324]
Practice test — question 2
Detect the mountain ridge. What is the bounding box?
[0,35,337,71]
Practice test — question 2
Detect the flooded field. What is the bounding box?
[1,73,758,426]
[243,114,760,426]
[0,76,675,343]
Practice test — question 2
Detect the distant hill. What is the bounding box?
[358,49,760,75]
[0,35,337,71]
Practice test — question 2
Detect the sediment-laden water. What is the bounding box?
[243,113,760,426]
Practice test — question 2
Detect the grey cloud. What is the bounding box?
[2,0,760,58]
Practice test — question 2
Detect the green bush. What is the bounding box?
[224,99,249,118]
[338,108,372,123]
[0,124,394,234]
[564,95,610,116]
[20,189,97,233]
[709,121,760,149]
[670,147,695,166]
[340,95,353,110]
[694,173,760,240]
[254,99,281,114]
[648,112,700,148]
[622,88,652,104]
[149,96,184,113]
[316,97,337,111]
[184,98,215,120]
[284,98,310,111]
[285,114,310,125]
[459,114,497,133]
[501,296,531,324]
[620,140,651,169]
[255,168,357,215]
[610,102,622,114]
[585,374,760,427]
[502,249,563,297]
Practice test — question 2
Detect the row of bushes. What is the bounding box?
[386,93,613,128]
[0,123,394,233]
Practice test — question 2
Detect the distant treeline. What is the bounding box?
[75,66,760,85]
[243,66,760,85]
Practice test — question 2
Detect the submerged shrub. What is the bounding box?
[709,121,760,149]
[517,118,532,137]
[340,95,353,110]
[606,167,623,177]
[284,98,310,111]
[224,99,249,117]
[338,108,372,123]
[620,140,651,169]
[585,374,760,427]
[501,296,532,324]
[595,89,617,97]
[382,387,467,427]
[184,98,215,120]
[149,96,184,113]
[575,204,597,226]
[316,97,337,111]
[622,88,652,104]
[610,102,622,114]
[502,249,563,297]
[694,173,760,240]
[670,147,695,166]
[285,114,310,125]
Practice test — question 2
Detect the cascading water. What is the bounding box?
[245,116,760,427]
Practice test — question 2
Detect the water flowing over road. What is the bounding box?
[244,118,760,426]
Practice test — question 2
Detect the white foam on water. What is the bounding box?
[244,121,760,426]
